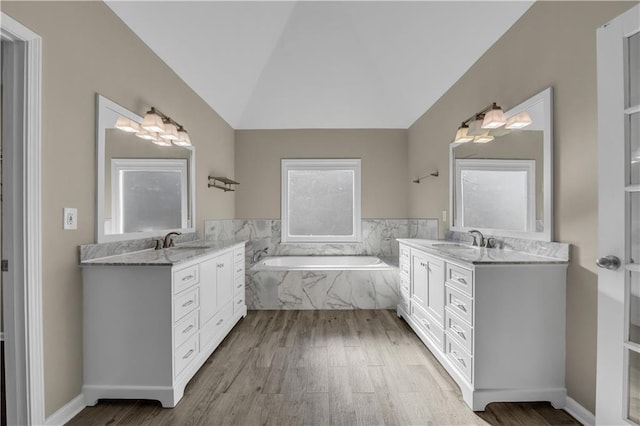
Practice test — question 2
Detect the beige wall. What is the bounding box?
[1,1,235,416]
[408,1,637,412]
[235,129,408,219]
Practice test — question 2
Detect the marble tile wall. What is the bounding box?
[204,218,438,263]
[204,218,435,310]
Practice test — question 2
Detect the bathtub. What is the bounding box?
[247,256,399,310]
[251,255,393,271]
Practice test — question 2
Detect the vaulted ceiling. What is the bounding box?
[106,1,533,129]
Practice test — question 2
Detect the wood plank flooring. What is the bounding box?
[68,310,579,426]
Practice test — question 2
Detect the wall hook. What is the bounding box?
[412,171,439,183]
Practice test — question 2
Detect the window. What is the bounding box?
[455,159,535,232]
[111,159,188,234]
[281,159,361,243]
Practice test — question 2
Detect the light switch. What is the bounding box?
[63,208,78,230]
[442,210,447,223]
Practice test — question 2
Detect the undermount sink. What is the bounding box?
[431,243,479,250]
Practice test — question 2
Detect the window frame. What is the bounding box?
[454,158,536,233]
[111,158,188,234]
[281,158,362,243]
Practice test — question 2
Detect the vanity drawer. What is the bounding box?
[445,310,473,354]
[174,334,199,378]
[234,248,245,262]
[174,264,200,294]
[400,246,410,262]
[445,286,473,325]
[412,303,445,352]
[446,263,473,297]
[400,260,410,275]
[398,289,410,313]
[234,262,245,279]
[400,271,410,293]
[174,310,199,349]
[234,293,245,314]
[174,287,199,322]
[234,275,245,295]
[445,336,472,383]
[200,301,234,348]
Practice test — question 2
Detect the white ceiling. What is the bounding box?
[105,1,533,129]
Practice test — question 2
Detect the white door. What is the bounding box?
[596,4,640,425]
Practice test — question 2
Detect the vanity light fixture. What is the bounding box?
[141,108,166,133]
[114,117,140,133]
[453,101,531,144]
[116,106,192,148]
[481,103,507,129]
[454,123,474,143]
[505,111,533,129]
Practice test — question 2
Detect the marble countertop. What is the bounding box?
[80,240,246,266]
[396,239,568,265]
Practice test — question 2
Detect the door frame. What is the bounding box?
[1,13,44,425]
[595,3,640,425]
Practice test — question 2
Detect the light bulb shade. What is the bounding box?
[152,138,172,146]
[467,118,486,136]
[159,121,180,140]
[505,111,533,129]
[141,111,166,133]
[114,116,140,133]
[481,104,506,129]
[173,128,192,147]
[473,133,494,143]
[135,129,159,140]
[454,124,474,143]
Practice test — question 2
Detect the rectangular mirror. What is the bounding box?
[449,87,553,241]
[96,95,196,243]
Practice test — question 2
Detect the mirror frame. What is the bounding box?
[96,94,196,243]
[449,87,553,242]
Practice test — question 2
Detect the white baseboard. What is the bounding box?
[564,396,595,426]
[45,394,85,426]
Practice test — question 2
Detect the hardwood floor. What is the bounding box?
[68,310,579,425]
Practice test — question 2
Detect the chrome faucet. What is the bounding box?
[468,230,485,247]
[251,248,268,263]
[163,231,182,249]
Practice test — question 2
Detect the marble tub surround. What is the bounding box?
[204,218,438,260]
[246,268,400,310]
[79,232,199,262]
[398,238,569,265]
[80,239,246,266]
[445,230,569,260]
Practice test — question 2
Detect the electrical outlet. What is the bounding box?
[63,208,78,230]
[442,210,447,222]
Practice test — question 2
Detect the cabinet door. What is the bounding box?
[199,257,218,326]
[411,252,428,310]
[425,254,445,326]
[216,252,234,310]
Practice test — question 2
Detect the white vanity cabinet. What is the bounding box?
[81,242,246,408]
[398,241,567,411]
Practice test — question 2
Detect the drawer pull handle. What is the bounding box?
[421,319,431,329]
[237,268,243,273]
[182,275,194,282]
[450,324,466,338]
[451,350,466,366]
[454,275,467,284]
[217,263,225,268]
[183,349,194,360]
[182,300,194,308]
[237,299,243,305]
[451,298,467,312]
[216,319,224,326]
[182,325,194,334]
[237,283,243,289]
